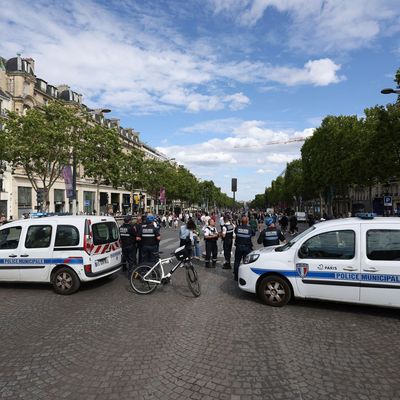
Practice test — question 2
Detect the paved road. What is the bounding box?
[0,224,399,400]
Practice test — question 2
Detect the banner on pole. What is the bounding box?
[63,165,74,198]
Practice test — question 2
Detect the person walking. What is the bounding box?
[119,216,136,275]
[289,212,298,235]
[138,214,161,263]
[203,218,219,268]
[220,215,235,269]
[279,213,289,233]
[257,218,285,247]
[233,216,253,281]
[179,218,196,246]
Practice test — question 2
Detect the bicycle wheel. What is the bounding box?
[186,264,201,297]
[130,264,160,295]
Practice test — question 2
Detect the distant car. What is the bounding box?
[295,211,307,222]
[0,216,122,294]
[238,214,400,308]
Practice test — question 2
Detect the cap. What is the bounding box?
[124,216,132,223]
[146,215,155,223]
[265,217,274,226]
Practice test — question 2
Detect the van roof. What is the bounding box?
[5,215,117,225]
[314,217,400,230]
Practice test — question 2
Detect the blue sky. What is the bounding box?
[1,0,399,200]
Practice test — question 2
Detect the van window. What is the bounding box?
[0,226,22,249]
[299,230,355,259]
[92,222,119,245]
[55,225,80,247]
[367,230,400,261]
[25,225,52,248]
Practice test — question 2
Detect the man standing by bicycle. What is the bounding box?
[138,214,160,263]
[119,216,136,276]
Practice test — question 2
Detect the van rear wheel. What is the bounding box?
[52,267,81,295]
[257,275,291,307]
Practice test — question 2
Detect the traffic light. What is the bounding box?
[231,178,237,192]
[36,189,44,204]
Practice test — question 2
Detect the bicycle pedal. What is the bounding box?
[161,277,170,285]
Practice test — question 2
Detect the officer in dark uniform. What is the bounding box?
[138,214,160,263]
[233,216,253,281]
[220,215,234,269]
[133,215,143,264]
[257,218,285,247]
[119,216,136,275]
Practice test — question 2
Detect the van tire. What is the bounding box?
[52,267,81,295]
[257,275,291,307]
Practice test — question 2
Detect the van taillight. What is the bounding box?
[84,264,92,273]
[84,219,93,254]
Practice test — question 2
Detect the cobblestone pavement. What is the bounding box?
[1,227,400,400]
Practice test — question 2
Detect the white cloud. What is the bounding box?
[209,0,400,53]
[0,0,344,116]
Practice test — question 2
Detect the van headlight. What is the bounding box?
[244,253,260,264]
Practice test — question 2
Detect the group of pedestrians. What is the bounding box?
[119,210,291,283]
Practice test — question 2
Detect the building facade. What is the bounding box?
[0,55,167,219]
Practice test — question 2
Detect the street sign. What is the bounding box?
[84,200,90,206]
[384,196,392,206]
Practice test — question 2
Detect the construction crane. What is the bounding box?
[234,136,307,148]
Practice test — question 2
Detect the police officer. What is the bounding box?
[119,216,136,275]
[133,215,143,265]
[220,215,234,269]
[233,216,253,281]
[257,217,285,247]
[138,214,160,263]
[203,218,219,268]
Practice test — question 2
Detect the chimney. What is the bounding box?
[24,57,35,74]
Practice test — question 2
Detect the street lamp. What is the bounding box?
[381,88,400,95]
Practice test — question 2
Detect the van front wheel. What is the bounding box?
[52,267,81,295]
[257,275,291,307]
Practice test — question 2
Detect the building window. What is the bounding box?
[83,191,95,214]
[18,187,32,208]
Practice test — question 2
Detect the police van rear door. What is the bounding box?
[91,220,121,274]
[360,223,400,307]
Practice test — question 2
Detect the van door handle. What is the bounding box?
[20,254,29,257]
[363,267,378,272]
[8,254,17,258]
[343,266,358,271]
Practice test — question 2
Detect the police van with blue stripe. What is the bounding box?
[0,216,122,294]
[239,214,400,308]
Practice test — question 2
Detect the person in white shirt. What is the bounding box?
[203,219,219,267]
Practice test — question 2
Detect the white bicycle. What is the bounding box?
[130,243,201,297]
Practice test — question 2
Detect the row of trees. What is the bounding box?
[252,70,400,213]
[0,101,234,212]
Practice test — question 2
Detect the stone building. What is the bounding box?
[0,55,167,219]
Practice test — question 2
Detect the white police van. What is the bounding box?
[0,216,122,294]
[239,214,400,308]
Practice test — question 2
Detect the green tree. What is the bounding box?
[80,124,123,214]
[0,101,80,211]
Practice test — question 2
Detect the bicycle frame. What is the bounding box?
[142,256,186,284]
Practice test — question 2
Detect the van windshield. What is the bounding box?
[275,226,315,252]
[92,222,119,245]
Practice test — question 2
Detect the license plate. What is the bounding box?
[95,257,109,267]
